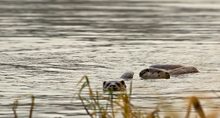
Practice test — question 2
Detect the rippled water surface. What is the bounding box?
[0,0,220,117]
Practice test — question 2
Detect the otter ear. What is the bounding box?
[103,81,107,87]
[120,80,125,85]
[120,80,126,88]
[120,80,125,84]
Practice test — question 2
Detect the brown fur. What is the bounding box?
[150,64,183,70]
[150,64,199,75]
[139,64,199,79]
[168,66,199,75]
[103,80,126,91]
[139,68,170,79]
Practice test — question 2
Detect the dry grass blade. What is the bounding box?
[129,80,133,97]
[78,76,103,118]
[29,95,35,118]
[12,99,18,118]
[77,77,94,118]
[78,95,94,118]
[95,91,102,113]
[108,90,115,118]
[84,76,94,97]
[77,76,87,86]
[77,76,218,118]
[116,94,133,118]
[78,77,89,95]
[185,96,206,118]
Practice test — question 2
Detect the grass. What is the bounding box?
[12,95,35,118]
[77,75,219,118]
[10,76,219,118]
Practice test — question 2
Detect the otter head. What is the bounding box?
[139,68,170,79]
[103,80,126,91]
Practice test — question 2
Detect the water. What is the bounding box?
[0,0,220,117]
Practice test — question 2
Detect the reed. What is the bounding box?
[29,95,35,118]
[77,76,219,118]
[12,99,18,118]
[77,76,160,118]
[12,95,35,118]
[10,76,219,118]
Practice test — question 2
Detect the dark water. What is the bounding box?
[0,0,220,117]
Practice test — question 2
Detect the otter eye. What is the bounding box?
[146,69,149,72]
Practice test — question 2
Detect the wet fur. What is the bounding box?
[150,64,199,75]
[150,64,183,70]
[139,68,170,79]
[103,80,126,91]
[139,64,199,79]
[168,66,199,75]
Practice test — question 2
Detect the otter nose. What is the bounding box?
[110,85,116,88]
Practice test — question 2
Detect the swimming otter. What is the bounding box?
[139,68,170,79]
[103,80,126,91]
[139,64,199,79]
[168,66,199,75]
[150,64,183,70]
[150,64,199,75]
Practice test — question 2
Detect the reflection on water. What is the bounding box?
[0,0,220,117]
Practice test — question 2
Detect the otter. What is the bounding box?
[168,66,199,75]
[103,80,126,91]
[150,64,183,70]
[150,64,199,75]
[139,64,199,79]
[139,68,170,79]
